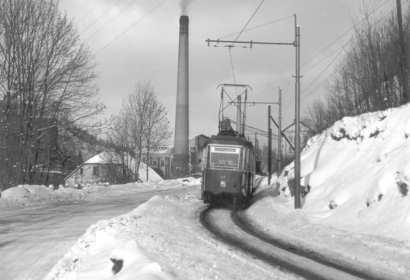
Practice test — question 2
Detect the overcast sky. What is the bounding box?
[59,0,394,142]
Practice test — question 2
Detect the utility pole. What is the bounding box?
[236,95,242,133]
[268,105,272,185]
[294,18,302,209]
[396,0,408,103]
[278,88,282,173]
[242,89,248,135]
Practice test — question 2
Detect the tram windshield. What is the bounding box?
[209,145,241,170]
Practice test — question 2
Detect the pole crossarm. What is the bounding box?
[270,116,295,151]
[217,83,252,89]
[282,122,295,133]
[228,101,279,105]
[206,39,295,47]
[283,121,313,133]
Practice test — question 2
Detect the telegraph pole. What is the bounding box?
[268,105,272,185]
[236,95,242,133]
[396,0,408,103]
[242,89,248,135]
[278,88,283,173]
[294,17,302,209]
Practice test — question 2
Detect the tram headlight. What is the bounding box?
[220,180,226,188]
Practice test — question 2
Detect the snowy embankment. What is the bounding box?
[280,103,410,240]
[44,196,174,280]
[0,177,200,209]
[45,190,292,280]
[242,104,410,277]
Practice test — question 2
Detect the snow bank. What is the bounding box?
[156,177,201,188]
[136,162,163,183]
[244,189,410,278]
[44,196,172,280]
[278,104,410,240]
[0,178,200,209]
[0,185,87,208]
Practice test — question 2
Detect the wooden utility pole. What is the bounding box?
[268,105,272,185]
[397,0,409,103]
[236,95,242,133]
[277,88,283,173]
[294,17,302,209]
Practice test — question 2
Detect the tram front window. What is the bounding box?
[209,145,241,170]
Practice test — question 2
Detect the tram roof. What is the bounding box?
[208,134,254,148]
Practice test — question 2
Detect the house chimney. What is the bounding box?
[173,15,189,177]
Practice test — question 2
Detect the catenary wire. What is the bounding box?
[95,0,166,53]
[235,0,266,41]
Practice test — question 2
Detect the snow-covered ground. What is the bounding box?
[45,189,297,280]
[0,181,198,280]
[0,178,200,209]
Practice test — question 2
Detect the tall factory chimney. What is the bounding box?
[173,15,189,177]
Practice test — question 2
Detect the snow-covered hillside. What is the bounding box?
[279,104,410,240]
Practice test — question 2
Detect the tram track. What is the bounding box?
[200,206,403,280]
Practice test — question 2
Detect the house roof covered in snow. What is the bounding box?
[84,151,122,165]
[65,151,163,183]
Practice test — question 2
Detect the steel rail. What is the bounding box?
[200,204,403,280]
[200,207,362,280]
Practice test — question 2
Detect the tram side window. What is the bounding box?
[202,146,209,169]
[242,148,250,170]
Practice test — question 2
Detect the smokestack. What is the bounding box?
[173,15,189,177]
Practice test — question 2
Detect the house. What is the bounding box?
[64,151,133,187]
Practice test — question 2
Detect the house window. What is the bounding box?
[93,166,99,176]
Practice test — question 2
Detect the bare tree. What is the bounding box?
[307,5,410,135]
[109,82,171,181]
[0,0,101,189]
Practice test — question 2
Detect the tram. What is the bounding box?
[201,120,256,207]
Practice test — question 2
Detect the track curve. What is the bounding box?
[200,205,404,280]
[200,206,363,280]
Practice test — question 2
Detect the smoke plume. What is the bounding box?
[180,0,193,14]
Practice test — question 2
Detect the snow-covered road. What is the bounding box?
[0,188,189,280]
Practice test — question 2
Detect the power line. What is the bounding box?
[303,44,347,97]
[84,4,134,41]
[235,0,266,41]
[223,0,267,84]
[80,3,119,35]
[302,0,390,70]
[220,15,292,40]
[301,0,392,97]
[95,0,166,53]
